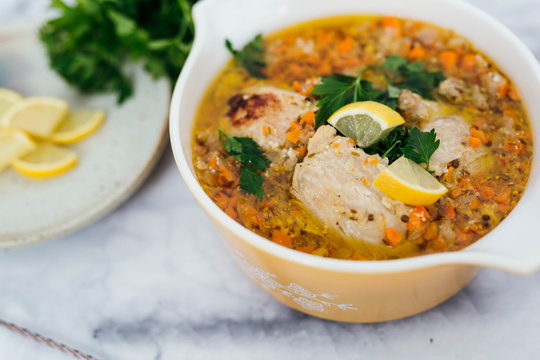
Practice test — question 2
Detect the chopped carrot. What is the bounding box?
[214,192,230,209]
[209,155,218,170]
[228,196,238,210]
[318,62,332,76]
[432,235,448,251]
[445,166,454,183]
[439,50,458,72]
[503,107,519,121]
[361,177,370,186]
[442,203,456,220]
[408,44,426,61]
[470,199,480,210]
[244,205,258,218]
[472,117,487,129]
[504,139,525,155]
[262,125,272,135]
[300,110,315,126]
[349,138,356,146]
[296,146,307,157]
[424,223,438,240]
[225,206,238,220]
[455,231,474,246]
[296,246,315,254]
[495,189,511,204]
[408,206,429,231]
[460,54,477,72]
[338,36,354,53]
[497,83,509,98]
[368,157,380,165]
[508,86,520,101]
[332,142,339,148]
[382,16,401,35]
[468,136,482,148]
[384,228,403,247]
[292,80,302,93]
[363,157,369,165]
[264,198,277,208]
[218,165,234,182]
[480,186,495,200]
[285,121,302,144]
[272,230,292,248]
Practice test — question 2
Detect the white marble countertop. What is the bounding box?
[1,1,540,359]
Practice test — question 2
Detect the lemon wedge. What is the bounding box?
[0,88,23,119]
[1,96,69,138]
[0,128,36,172]
[51,109,105,144]
[12,143,77,178]
[373,156,448,206]
[328,101,405,148]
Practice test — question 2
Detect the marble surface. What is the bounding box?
[1,0,540,359]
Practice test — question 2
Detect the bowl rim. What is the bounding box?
[170,0,540,275]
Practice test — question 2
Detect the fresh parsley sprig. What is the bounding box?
[225,34,267,78]
[40,0,198,104]
[218,130,270,199]
[311,71,400,128]
[365,127,440,170]
[311,56,444,128]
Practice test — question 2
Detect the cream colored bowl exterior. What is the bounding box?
[170,0,540,322]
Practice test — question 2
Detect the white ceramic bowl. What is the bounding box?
[170,0,540,322]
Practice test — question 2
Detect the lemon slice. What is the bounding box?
[1,96,69,138]
[327,101,405,148]
[373,156,448,206]
[51,109,105,144]
[0,128,36,172]
[0,88,23,119]
[12,143,77,178]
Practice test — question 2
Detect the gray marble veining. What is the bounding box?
[1,1,539,359]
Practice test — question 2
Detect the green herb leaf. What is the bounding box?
[218,129,270,199]
[365,127,408,164]
[402,127,440,169]
[40,0,197,104]
[225,34,267,78]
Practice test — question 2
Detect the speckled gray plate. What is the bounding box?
[0,20,170,248]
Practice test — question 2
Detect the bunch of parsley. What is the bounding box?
[40,0,198,104]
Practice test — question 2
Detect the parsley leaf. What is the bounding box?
[311,72,398,128]
[40,0,197,104]
[402,127,440,170]
[365,127,439,169]
[218,130,270,199]
[225,34,266,78]
[382,55,445,100]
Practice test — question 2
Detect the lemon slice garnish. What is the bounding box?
[12,143,78,178]
[0,128,36,172]
[373,156,448,206]
[51,109,105,144]
[1,96,69,138]
[327,101,405,148]
[0,88,23,119]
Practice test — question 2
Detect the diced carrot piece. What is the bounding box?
[296,146,307,157]
[272,230,292,248]
[318,62,332,76]
[368,157,379,164]
[508,86,520,101]
[285,128,302,144]
[460,54,477,71]
[332,142,339,148]
[408,44,426,61]
[445,166,454,183]
[382,16,401,35]
[503,107,519,121]
[292,80,302,93]
[439,50,458,72]
[361,177,370,186]
[209,155,218,170]
[225,206,237,220]
[262,125,272,135]
[228,196,238,210]
[408,206,429,231]
[495,189,511,204]
[300,110,315,126]
[218,165,234,182]
[468,137,482,148]
[338,36,354,53]
[296,246,315,254]
[244,205,258,218]
[504,139,525,155]
[214,192,230,209]
[349,138,356,146]
[470,199,480,210]
[455,231,474,246]
[497,83,509,98]
[424,223,438,240]
[384,228,403,247]
[480,186,495,200]
[442,203,456,220]
[363,157,369,165]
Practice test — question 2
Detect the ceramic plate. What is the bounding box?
[0,19,170,248]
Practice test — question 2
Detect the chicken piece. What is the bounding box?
[227,85,317,151]
[437,77,467,104]
[291,125,410,245]
[398,90,438,123]
[421,116,485,176]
